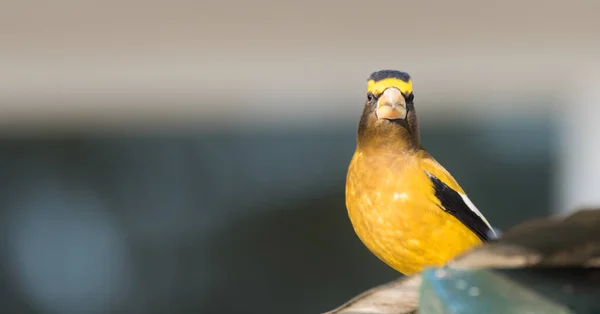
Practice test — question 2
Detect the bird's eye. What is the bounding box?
[406,93,414,102]
[367,93,374,101]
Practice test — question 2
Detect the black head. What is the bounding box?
[357,70,420,151]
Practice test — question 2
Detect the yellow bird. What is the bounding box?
[345,70,496,275]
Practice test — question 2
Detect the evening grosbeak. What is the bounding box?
[345,70,496,275]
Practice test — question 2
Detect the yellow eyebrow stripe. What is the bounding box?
[367,78,413,96]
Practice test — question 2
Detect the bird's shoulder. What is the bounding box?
[415,149,465,194]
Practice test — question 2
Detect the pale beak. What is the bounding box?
[376,87,407,120]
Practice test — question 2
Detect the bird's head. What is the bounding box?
[357,70,420,151]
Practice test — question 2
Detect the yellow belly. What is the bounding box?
[345,151,483,275]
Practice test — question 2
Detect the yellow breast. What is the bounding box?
[345,150,483,275]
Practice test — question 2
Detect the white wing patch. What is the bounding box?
[459,193,497,238]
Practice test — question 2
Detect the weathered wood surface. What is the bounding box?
[323,275,421,314]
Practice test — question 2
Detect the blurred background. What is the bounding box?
[1,1,600,313]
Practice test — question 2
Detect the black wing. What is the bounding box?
[426,172,493,242]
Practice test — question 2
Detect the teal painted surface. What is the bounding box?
[420,268,600,314]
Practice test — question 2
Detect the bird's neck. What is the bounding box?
[356,121,421,154]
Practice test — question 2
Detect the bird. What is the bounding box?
[345,70,496,275]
